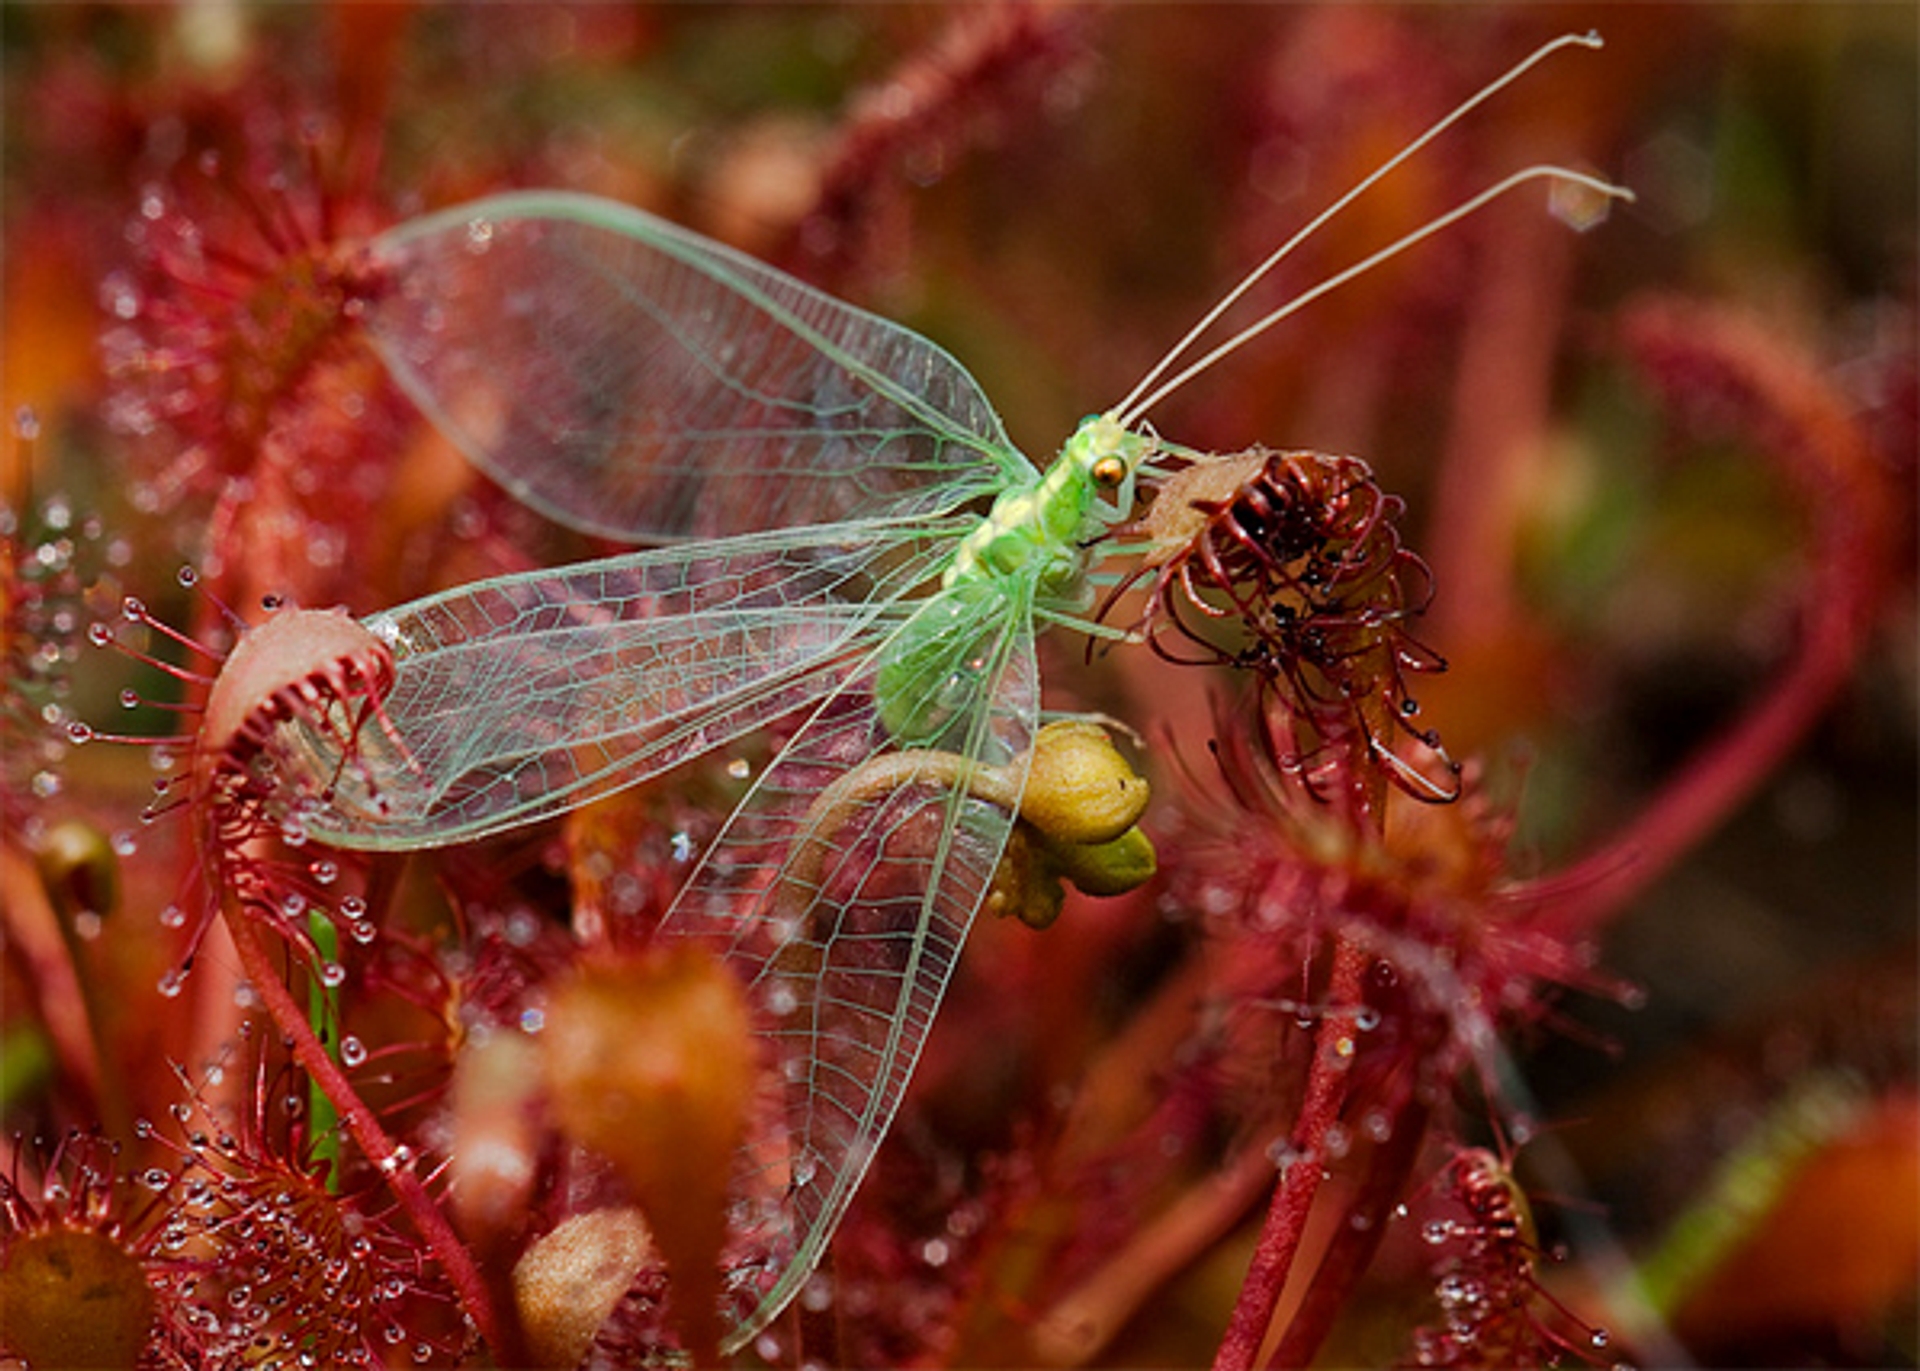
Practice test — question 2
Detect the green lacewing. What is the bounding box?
[269,33,1626,1348]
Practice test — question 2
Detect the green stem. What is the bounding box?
[307,909,341,1186]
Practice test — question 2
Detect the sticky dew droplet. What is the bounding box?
[1267,1140,1305,1173]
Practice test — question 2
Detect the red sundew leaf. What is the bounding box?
[773,4,1098,286]
[1402,1144,1616,1370]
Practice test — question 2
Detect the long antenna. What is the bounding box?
[1108,30,1617,429]
[1118,167,1631,426]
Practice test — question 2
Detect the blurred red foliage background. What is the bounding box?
[2,5,1913,1367]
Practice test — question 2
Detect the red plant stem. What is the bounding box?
[1537,584,1866,938]
[1266,1091,1432,1367]
[221,901,509,1356]
[1532,300,1897,940]
[1212,934,1369,1371]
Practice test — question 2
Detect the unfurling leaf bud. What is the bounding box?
[1017,719,1152,846]
[989,721,1157,929]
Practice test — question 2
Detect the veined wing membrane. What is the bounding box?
[366,191,1028,542]
[290,521,964,850]
[659,573,1039,1348]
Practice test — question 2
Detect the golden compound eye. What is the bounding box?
[1092,455,1128,489]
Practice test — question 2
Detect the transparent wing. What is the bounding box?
[365,190,1029,541]
[658,575,1040,1351]
[280,520,968,851]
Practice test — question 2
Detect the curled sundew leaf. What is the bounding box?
[1016,719,1152,847]
[197,607,395,771]
[1115,446,1457,815]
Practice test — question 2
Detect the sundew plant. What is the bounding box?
[2,6,1914,1369]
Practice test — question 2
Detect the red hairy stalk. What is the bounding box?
[780,4,1096,281]
[220,905,510,1357]
[1265,1091,1432,1367]
[1213,933,1369,1371]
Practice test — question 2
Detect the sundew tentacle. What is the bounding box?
[79,594,399,984]
[1113,447,1458,817]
